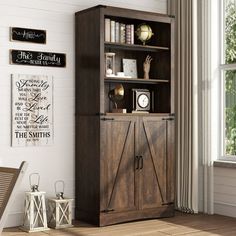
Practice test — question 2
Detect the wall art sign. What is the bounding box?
[10,49,66,67]
[10,27,46,44]
[11,74,53,147]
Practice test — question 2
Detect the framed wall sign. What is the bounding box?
[10,27,46,44]
[10,49,66,67]
[11,74,54,147]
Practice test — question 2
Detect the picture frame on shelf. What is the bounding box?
[122,58,137,78]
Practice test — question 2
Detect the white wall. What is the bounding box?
[0,0,167,228]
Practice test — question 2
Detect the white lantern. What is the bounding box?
[47,180,73,229]
[21,173,49,232]
[47,198,73,229]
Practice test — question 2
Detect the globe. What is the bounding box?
[135,23,154,45]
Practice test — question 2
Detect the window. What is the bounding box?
[221,0,236,159]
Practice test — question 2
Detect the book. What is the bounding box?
[115,22,120,43]
[104,18,110,42]
[120,23,126,44]
[110,20,115,43]
[131,24,134,44]
[105,21,133,45]
[126,24,131,44]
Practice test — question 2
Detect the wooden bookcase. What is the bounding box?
[75,5,175,226]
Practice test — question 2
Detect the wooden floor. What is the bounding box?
[2,212,236,236]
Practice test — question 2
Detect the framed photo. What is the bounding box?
[122,58,137,78]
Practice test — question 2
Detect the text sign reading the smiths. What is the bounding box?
[10,27,46,44]
[10,50,66,67]
[12,74,53,147]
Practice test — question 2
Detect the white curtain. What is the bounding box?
[198,0,214,215]
[167,0,214,214]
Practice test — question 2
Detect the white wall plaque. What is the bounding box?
[11,74,53,146]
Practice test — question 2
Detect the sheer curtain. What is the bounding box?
[167,0,214,214]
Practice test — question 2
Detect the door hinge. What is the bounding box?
[101,208,115,213]
[162,117,174,121]
[162,202,174,206]
[101,117,115,121]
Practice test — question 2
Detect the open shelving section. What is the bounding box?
[103,11,173,114]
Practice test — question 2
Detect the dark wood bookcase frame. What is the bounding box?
[75,5,175,226]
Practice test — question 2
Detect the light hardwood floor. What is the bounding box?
[2,212,236,236]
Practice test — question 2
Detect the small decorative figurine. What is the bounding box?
[143,55,152,79]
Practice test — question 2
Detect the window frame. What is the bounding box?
[220,0,236,161]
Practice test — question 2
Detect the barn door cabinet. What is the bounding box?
[75,5,175,226]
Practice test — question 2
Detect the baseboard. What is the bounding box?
[4,206,75,228]
[214,201,236,218]
[4,212,24,228]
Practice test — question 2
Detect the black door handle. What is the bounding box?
[139,156,143,169]
[135,156,140,170]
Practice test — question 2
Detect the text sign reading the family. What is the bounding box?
[10,50,66,67]
[12,74,53,147]
[10,27,46,44]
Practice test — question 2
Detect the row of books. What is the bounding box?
[105,18,134,44]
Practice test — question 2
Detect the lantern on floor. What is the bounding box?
[21,173,49,232]
[47,180,73,229]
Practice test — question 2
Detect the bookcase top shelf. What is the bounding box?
[105,42,169,52]
[105,112,171,116]
[105,77,169,84]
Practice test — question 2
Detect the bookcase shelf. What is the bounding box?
[105,112,171,116]
[105,76,169,84]
[105,42,170,52]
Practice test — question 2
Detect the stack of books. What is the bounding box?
[105,18,134,44]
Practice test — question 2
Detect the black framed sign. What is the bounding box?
[10,49,66,67]
[10,27,46,44]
